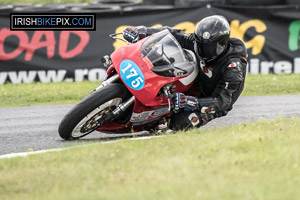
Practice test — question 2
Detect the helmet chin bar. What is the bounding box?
[193,39,230,64]
[193,41,217,63]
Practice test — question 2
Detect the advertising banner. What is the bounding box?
[0,5,299,84]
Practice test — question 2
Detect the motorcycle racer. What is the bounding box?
[123,15,248,131]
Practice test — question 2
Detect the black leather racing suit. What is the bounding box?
[145,27,248,130]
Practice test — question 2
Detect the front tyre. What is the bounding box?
[58,83,131,140]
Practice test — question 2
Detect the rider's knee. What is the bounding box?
[170,111,205,131]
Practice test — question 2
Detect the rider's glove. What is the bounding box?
[172,93,199,112]
[123,26,147,43]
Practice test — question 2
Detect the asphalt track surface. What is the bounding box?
[0,94,299,156]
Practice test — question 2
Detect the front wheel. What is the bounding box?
[58,83,131,140]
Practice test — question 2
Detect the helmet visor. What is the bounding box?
[194,40,225,62]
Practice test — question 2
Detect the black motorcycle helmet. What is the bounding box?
[194,15,230,63]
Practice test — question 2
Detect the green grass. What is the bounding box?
[242,74,300,96]
[0,81,102,107]
[0,117,299,200]
[0,74,299,107]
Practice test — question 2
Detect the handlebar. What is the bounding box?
[109,32,131,45]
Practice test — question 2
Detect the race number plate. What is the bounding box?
[120,59,145,90]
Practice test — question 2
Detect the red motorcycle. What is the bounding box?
[58,30,199,140]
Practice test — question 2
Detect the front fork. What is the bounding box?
[95,73,136,125]
[97,96,135,125]
[95,73,119,91]
[94,73,175,126]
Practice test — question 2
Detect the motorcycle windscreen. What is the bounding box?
[141,30,194,77]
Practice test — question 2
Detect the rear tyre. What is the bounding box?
[58,83,131,140]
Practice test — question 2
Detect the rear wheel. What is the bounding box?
[58,83,131,140]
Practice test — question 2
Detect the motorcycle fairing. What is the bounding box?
[111,30,197,106]
[97,30,199,132]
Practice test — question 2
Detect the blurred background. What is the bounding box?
[1,0,300,6]
[0,0,300,11]
[0,0,300,85]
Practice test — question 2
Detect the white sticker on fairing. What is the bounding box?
[152,107,169,116]
[188,113,200,126]
[130,111,153,122]
[130,107,170,123]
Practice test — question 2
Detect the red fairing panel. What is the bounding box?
[111,38,191,107]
